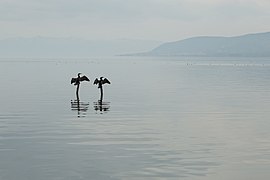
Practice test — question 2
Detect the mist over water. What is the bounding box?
[0,57,270,180]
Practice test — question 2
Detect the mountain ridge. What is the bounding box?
[130,32,270,57]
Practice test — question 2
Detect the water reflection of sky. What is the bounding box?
[0,57,270,179]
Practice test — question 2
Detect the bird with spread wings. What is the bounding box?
[71,73,90,85]
[93,77,110,101]
[71,73,90,99]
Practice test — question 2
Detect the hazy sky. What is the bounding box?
[1,0,270,41]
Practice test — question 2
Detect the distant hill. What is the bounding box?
[132,32,270,57]
[0,37,161,58]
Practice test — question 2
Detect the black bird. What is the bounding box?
[93,77,110,101]
[71,73,90,99]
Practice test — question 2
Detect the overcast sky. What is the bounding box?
[1,0,270,41]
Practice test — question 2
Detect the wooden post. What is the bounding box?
[100,86,103,102]
[76,84,80,100]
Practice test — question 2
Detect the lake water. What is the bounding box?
[0,57,270,180]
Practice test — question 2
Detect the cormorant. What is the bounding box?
[71,73,90,99]
[93,77,110,101]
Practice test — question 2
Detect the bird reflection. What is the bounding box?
[93,100,110,113]
[71,97,90,118]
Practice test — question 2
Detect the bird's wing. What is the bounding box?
[71,77,77,84]
[80,75,90,82]
[102,78,111,84]
[93,78,99,85]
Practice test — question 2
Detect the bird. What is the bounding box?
[71,73,90,85]
[93,77,110,101]
[71,73,90,99]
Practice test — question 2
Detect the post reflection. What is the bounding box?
[71,97,90,118]
[93,100,110,113]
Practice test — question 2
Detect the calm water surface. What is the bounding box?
[0,57,270,180]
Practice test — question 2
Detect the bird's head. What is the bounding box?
[78,73,81,76]
[100,77,104,80]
